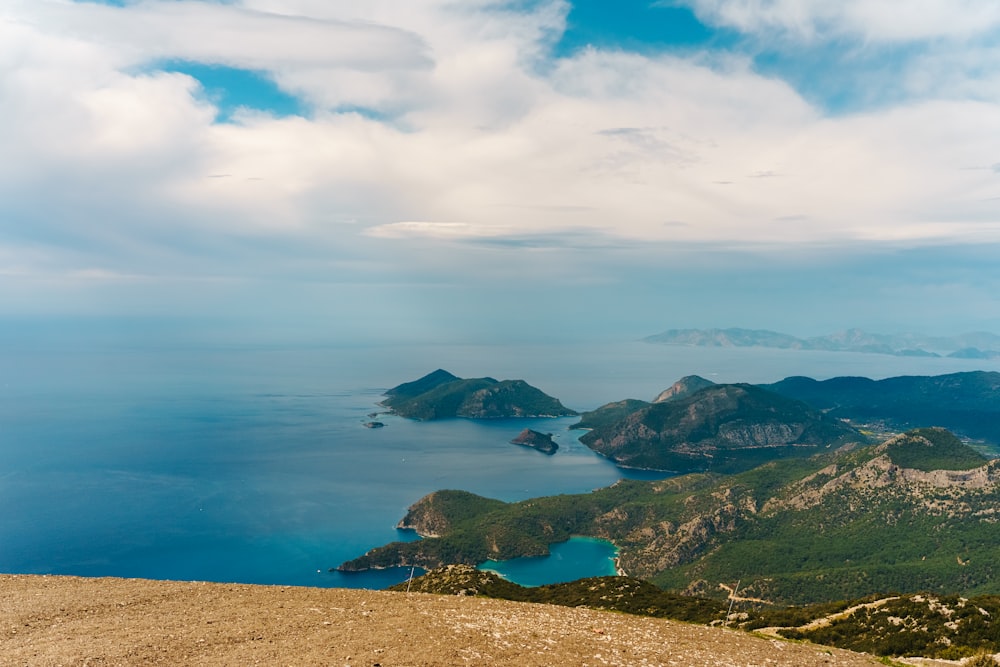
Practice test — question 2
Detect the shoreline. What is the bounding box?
[477,535,621,586]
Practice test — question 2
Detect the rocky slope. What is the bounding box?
[339,429,1000,606]
[652,374,717,403]
[0,573,885,666]
[577,383,863,472]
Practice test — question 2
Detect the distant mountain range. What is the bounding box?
[643,327,1000,358]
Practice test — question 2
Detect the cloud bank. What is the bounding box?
[1,0,999,336]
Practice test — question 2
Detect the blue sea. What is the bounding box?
[2,335,997,588]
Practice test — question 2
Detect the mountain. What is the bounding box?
[338,428,1000,606]
[572,398,651,430]
[652,375,716,403]
[763,371,1000,444]
[381,370,577,420]
[643,327,1000,358]
[383,368,460,400]
[575,383,863,472]
[950,347,1000,360]
[644,328,803,349]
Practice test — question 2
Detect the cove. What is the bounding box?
[478,536,619,587]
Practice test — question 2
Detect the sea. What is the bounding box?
[2,336,997,589]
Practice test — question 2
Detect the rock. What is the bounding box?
[510,428,558,455]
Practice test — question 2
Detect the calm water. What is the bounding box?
[2,338,996,588]
[480,536,619,586]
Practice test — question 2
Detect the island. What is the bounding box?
[380,369,577,420]
[510,428,558,455]
[643,326,1000,358]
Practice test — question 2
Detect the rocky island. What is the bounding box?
[510,428,558,454]
[380,369,577,420]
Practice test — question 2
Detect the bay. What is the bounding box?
[1,335,996,589]
[479,536,619,587]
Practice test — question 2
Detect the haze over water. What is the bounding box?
[2,335,997,588]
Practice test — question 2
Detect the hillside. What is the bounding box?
[763,371,1000,444]
[381,369,577,419]
[576,383,863,473]
[397,566,1000,661]
[339,429,1000,605]
[0,574,883,666]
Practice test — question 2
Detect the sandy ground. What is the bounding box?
[0,574,886,666]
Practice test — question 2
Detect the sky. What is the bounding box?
[2,0,1000,344]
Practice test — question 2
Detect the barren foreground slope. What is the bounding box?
[0,574,881,666]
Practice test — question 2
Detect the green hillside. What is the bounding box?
[339,428,1000,605]
[381,370,577,419]
[577,383,863,473]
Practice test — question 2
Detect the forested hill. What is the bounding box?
[763,370,1000,444]
[339,428,1000,605]
[380,369,577,420]
[574,383,863,473]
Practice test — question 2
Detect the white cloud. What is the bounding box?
[365,222,513,240]
[676,0,1000,42]
[2,0,1000,298]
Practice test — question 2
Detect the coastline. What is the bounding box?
[477,535,620,586]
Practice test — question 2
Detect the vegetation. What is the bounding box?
[780,594,1000,660]
[885,428,988,471]
[397,567,1000,660]
[381,370,577,420]
[341,428,1000,606]
[388,565,728,624]
[577,383,863,473]
[763,371,1000,445]
[573,399,651,430]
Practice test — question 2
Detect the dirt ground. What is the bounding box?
[0,574,886,666]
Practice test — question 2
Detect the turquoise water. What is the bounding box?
[478,536,619,586]
[2,336,996,589]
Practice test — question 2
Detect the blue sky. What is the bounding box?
[2,0,1000,343]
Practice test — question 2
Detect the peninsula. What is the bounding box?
[339,428,1000,606]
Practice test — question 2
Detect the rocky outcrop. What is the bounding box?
[510,428,558,454]
[653,375,716,403]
